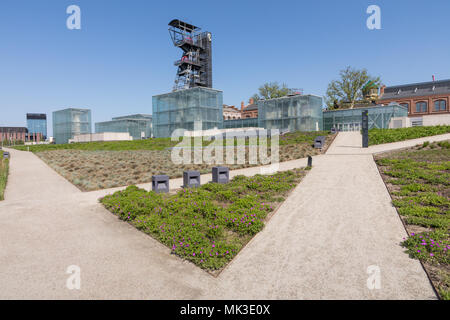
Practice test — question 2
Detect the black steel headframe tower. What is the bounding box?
[168,19,212,91]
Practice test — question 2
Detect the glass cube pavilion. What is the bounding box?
[257,95,323,132]
[95,114,152,140]
[152,87,223,138]
[323,104,408,131]
[52,108,92,144]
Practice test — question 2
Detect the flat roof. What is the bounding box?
[26,113,47,120]
[323,103,407,113]
[153,87,223,98]
[53,108,91,113]
[257,94,323,102]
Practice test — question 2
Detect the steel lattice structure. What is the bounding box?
[168,19,212,91]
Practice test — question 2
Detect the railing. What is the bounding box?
[174,59,201,66]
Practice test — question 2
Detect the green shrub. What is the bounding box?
[369,126,450,146]
[100,169,305,270]
[379,144,449,299]
[0,158,9,201]
[402,231,449,265]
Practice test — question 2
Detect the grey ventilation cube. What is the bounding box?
[3,152,10,159]
[183,170,200,188]
[212,166,229,184]
[331,127,337,134]
[152,175,169,193]
[314,136,326,149]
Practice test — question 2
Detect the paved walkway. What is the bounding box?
[1,133,447,299]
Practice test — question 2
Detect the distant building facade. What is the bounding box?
[241,98,258,118]
[26,113,47,140]
[0,127,28,143]
[95,114,153,140]
[223,105,241,120]
[378,79,450,117]
[53,108,92,144]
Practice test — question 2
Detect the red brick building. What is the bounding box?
[0,127,28,143]
[377,79,450,117]
[241,98,258,118]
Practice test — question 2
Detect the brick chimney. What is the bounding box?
[249,98,254,105]
[380,85,386,97]
[241,101,245,110]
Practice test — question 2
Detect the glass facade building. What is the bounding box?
[223,118,258,129]
[53,108,92,144]
[323,104,408,131]
[257,95,323,132]
[152,87,223,138]
[95,114,152,140]
[26,113,47,139]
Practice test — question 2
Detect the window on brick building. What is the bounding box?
[415,101,428,113]
[399,103,409,110]
[434,100,447,111]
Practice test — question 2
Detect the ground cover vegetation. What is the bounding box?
[375,140,450,299]
[100,169,306,273]
[14,131,333,191]
[0,157,9,201]
[369,125,450,146]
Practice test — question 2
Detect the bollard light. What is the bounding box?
[183,170,201,188]
[212,166,229,184]
[152,175,169,193]
[307,156,312,167]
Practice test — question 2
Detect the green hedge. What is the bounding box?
[369,125,450,146]
[0,158,9,201]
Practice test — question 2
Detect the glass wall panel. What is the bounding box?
[52,108,92,144]
[27,118,47,138]
[153,87,223,138]
[322,104,408,131]
[223,118,258,129]
[257,95,323,132]
[95,116,152,140]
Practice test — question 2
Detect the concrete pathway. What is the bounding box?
[1,133,445,299]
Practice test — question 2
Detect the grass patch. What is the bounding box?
[375,140,450,299]
[22,131,332,191]
[369,125,450,146]
[100,169,305,273]
[0,157,9,201]
[13,130,332,153]
[13,137,177,152]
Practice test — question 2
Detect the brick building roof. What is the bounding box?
[379,79,450,100]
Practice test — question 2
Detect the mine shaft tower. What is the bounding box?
[168,19,212,91]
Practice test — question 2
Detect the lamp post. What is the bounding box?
[362,110,369,148]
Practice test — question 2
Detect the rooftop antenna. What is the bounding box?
[168,19,212,91]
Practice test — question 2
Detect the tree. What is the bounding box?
[325,66,380,109]
[251,82,293,101]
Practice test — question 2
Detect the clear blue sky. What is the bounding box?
[1,0,449,135]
